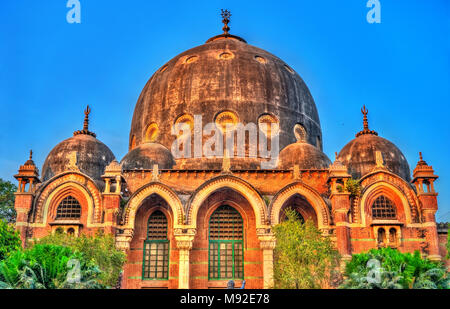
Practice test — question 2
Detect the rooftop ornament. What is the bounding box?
[206,9,247,43]
[221,9,231,35]
[73,105,97,137]
[356,105,378,137]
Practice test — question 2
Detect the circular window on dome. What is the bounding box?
[284,64,295,74]
[294,124,307,142]
[255,55,267,64]
[174,113,194,137]
[144,122,159,142]
[185,55,199,64]
[258,114,279,137]
[218,52,234,60]
[215,110,239,133]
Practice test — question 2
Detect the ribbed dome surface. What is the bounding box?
[41,134,115,182]
[129,36,323,169]
[120,143,175,170]
[277,141,331,169]
[338,134,411,181]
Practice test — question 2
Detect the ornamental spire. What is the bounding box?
[83,105,91,131]
[417,152,427,166]
[356,105,378,137]
[74,105,96,137]
[221,9,231,34]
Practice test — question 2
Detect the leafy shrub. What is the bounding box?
[340,247,449,289]
[273,209,341,289]
[0,244,104,289]
[0,219,21,261]
[345,178,361,197]
[32,231,126,287]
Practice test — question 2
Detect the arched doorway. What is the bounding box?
[125,194,176,289]
[190,188,263,289]
[278,194,318,226]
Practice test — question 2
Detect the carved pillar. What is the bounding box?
[330,192,352,261]
[258,233,276,289]
[115,228,134,252]
[175,229,196,289]
[412,153,441,261]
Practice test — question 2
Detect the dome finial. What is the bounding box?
[221,9,231,34]
[356,105,378,137]
[362,105,369,130]
[417,152,427,166]
[83,105,91,131]
[29,149,33,161]
[74,105,96,137]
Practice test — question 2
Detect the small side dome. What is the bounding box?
[277,141,331,169]
[42,134,116,182]
[41,106,116,183]
[120,142,175,170]
[337,106,411,181]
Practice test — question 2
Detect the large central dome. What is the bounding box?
[128,33,323,169]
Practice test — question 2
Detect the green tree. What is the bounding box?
[0,244,105,289]
[0,179,17,223]
[32,231,126,287]
[273,209,340,289]
[340,247,449,289]
[0,219,21,261]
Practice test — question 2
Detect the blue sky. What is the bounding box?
[0,1,449,220]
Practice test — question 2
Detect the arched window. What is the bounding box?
[377,228,386,246]
[389,228,397,245]
[143,210,169,280]
[371,195,397,220]
[208,205,244,280]
[55,196,81,220]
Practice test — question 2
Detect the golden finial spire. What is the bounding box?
[83,105,91,131]
[221,9,231,34]
[74,105,96,137]
[417,152,427,166]
[361,105,369,131]
[29,149,33,161]
[356,105,378,137]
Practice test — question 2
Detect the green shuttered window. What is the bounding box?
[142,210,169,280]
[208,205,244,280]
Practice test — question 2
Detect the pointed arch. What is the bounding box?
[269,182,331,229]
[185,175,268,229]
[122,182,184,229]
[360,181,413,226]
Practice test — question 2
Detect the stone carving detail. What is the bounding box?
[122,182,184,227]
[34,173,102,224]
[185,175,267,228]
[269,182,331,227]
[361,172,420,223]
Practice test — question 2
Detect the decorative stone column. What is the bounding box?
[174,229,196,289]
[258,233,276,289]
[115,228,134,252]
[14,150,40,246]
[328,153,352,262]
[411,153,441,261]
[102,160,123,234]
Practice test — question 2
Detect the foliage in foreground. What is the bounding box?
[0,179,16,224]
[340,247,449,289]
[0,219,21,261]
[0,244,104,289]
[273,209,340,289]
[32,231,126,287]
